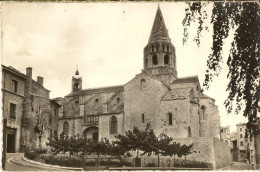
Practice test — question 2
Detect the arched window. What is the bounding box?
[201,106,206,119]
[145,58,148,69]
[141,79,146,91]
[152,55,158,65]
[152,45,154,52]
[188,127,191,137]
[163,44,165,51]
[142,114,145,123]
[164,55,169,65]
[110,116,118,134]
[167,45,170,52]
[156,44,159,51]
[168,113,173,125]
[63,122,69,136]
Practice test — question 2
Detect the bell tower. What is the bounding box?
[71,67,82,93]
[143,6,177,84]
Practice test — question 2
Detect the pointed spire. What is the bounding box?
[75,65,79,76]
[149,6,171,43]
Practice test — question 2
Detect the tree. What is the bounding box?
[47,133,86,157]
[114,123,152,159]
[165,142,181,165]
[89,138,111,166]
[153,133,173,167]
[183,2,259,137]
[178,144,194,164]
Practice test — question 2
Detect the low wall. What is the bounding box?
[124,137,232,169]
[124,137,215,167]
[213,138,232,169]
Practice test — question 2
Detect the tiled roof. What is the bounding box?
[66,85,124,97]
[149,6,171,43]
[172,76,199,85]
[162,88,192,100]
[196,92,213,100]
[2,65,27,79]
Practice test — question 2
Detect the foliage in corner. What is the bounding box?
[183,2,260,137]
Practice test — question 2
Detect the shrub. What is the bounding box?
[41,154,85,168]
[24,150,38,160]
[146,162,156,167]
[35,148,47,154]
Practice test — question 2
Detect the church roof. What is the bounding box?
[162,88,192,100]
[172,76,199,85]
[66,85,124,97]
[148,6,171,43]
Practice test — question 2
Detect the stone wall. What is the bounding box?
[99,113,124,141]
[124,72,168,132]
[2,68,26,152]
[159,99,199,138]
[213,138,232,168]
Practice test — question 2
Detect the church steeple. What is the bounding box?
[143,6,177,85]
[149,5,171,43]
[72,66,82,93]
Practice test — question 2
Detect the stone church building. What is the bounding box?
[57,6,231,168]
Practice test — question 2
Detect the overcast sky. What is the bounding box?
[1,2,248,132]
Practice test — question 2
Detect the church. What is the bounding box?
[56,6,231,168]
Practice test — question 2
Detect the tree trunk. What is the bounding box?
[137,149,139,158]
[174,155,175,164]
[158,153,160,167]
[184,155,186,165]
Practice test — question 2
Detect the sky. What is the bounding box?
[1,2,249,132]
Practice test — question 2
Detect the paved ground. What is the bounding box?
[228,161,255,170]
[4,153,66,171]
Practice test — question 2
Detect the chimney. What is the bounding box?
[37,76,44,86]
[26,67,32,78]
[26,67,32,93]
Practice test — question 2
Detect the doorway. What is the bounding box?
[6,128,16,153]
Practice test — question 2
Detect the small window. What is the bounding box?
[95,99,99,105]
[163,44,165,51]
[175,108,177,116]
[117,98,120,104]
[11,79,18,93]
[10,103,16,119]
[240,128,242,132]
[168,113,172,125]
[141,79,146,91]
[241,141,243,146]
[167,45,170,52]
[54,109,57,116]
[156,44,159,51]
[110,116,118,134]
[145,58,148,69]
[240,134,243,138]
[152,45,154,52]
[75,100,79,104]
[142,114,145,123]
[49,113,52,125]
[201,106,206,119]
[164,55,169,65]
[152,55,158,65]
[188,127,191,137]
[63,122,69,136]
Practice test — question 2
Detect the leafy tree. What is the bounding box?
[177,144,194,164]
[114,124,152,158]
[183,2,259,137]
[153,133,173,167]
[88,138,111,166]
[47,133,85,157]
[165,142,181,165]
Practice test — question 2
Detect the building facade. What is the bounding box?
[56,7,232,169]
[2,65,27,152]
[2,65,57,152]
